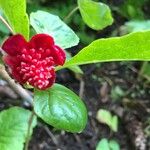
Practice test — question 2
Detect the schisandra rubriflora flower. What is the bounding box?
[1,34,66,90]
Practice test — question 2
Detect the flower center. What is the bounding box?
[16,47,55,89]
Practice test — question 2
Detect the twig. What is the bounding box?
[0,15,14,34]
[24,111,35,150]
[64,6,79,22]
[79,79,85,99]
[0,65,33,105]
[43,125,58,146]
[73,134,82,144]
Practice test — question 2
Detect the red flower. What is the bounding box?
[2,34,66,90]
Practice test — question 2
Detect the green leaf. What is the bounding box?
[96,109,112,126]
[96,139,120,150]
[139,62,150,82]
[0,107,37,150]
[96,138,110,150]
[66,51,83,74]
[124,20,150,33]
[109,140,120,150]
[57,31,150,70]
[96,109,118,132]
[30,11,79,49]
[0,0,29,39]
[34,84,87,133]
[111,86,125,100]
[111,116,118,132]
[78,0,113,30]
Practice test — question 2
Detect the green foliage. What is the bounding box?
[96,109,118,132]
[140,62,150,82]
[30,10,82,74]
[123,20,150,33]
[96,139,109,150]
[78,0,113,30]
[30,10,79,49]
[117,0,148,19]
[111,86,125,100]
[109,140,120,150]
[0,15,9,34]
[0,107,37,150]
[27,0,96,45]
[57,30,150,70]
[34,84,87,133]
[0,0,29,39]
[96,138,120,150]
[66,52,83,74]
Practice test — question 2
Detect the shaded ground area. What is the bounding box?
[0,62,150,150]
[0,61,147,150]
[28,62,150,150]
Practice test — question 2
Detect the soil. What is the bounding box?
[0,60,150,150]
[27,62,149,150]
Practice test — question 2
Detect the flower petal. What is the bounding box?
[29,34,54,49]
[52,45,66,66]
[2,34,27,56]
[3,55,20,69]
[3,56,25,83]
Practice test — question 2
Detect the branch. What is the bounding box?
[0,65,33,105]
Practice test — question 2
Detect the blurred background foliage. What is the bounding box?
[0,0,150,44]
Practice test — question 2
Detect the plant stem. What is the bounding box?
[64,6,79,22]
[24,111,35,150]
[0,15,14,34]
[0,64,33,105]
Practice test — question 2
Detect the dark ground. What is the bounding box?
[0,61,150,150]
[28,62,149,150]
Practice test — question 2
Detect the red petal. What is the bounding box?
[52,45,66,66]
[3,56,24,83]
[29,34,54,49]
[2,34,27,56]
[3,55,20,69]
[12,70,26,84]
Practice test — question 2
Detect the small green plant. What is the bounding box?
[96,138,120,150]
[96,109,118,132]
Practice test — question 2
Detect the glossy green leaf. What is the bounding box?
[78,0,113,30]
[56,30,150,70]
[30,11,79,49]
[96,138,110,150]
[66,51,83,74]
[0,0,29,39]
[34,84,87,133]
[0,107,37,150]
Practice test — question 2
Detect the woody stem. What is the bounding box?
[0,64,33,105]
